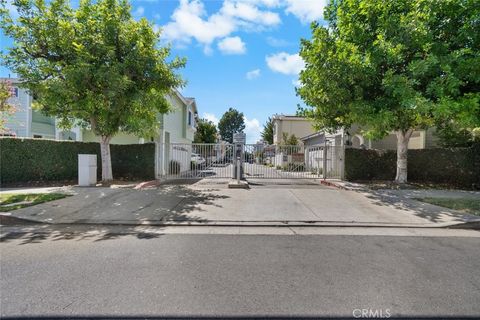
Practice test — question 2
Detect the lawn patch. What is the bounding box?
[0,193,69,212]
[415,197,480,216]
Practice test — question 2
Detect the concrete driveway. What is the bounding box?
[2,180,477,227]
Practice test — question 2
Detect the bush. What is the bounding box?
[345,145,480,189]
[282,163,305,172]
[0,138,155,184]
[344,149,396,181]
[169,160,181,174]
[110,143,155,180]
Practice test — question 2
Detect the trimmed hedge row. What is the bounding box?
[0,138,155,185]
[345,145,480,189]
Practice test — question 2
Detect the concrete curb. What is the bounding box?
[133,180,159,189]
[2,214,478,229]
[319,180,347,189]
[0,214,41,225]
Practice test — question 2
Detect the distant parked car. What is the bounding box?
[191,153,206,166]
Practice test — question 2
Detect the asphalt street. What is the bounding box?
[1,226,479,318]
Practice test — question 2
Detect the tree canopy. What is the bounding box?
[194,118,217,143]
[297,0,480,183]
[261,117,274,144]
[218,107,245,143]
[1,0,185,181]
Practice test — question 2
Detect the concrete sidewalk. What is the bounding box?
[1,181,478,228]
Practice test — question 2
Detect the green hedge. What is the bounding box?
[0,138,155,185]
[345,145,480,189]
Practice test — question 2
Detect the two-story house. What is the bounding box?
[1,78,82,140]
[1,78,198,147]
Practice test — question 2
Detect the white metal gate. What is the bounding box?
[156,143,235,179]
[243,143,343,179]
[156,142,344,180]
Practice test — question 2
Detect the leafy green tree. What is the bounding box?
[261,117,274,144]
[281,132,298,146]
[218,107,245,143]
[1,0,185,181]
[298,0,480,183]
[435,124,477,148]
[194,118,217,143]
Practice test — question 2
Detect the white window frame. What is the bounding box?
[188,110,193,127]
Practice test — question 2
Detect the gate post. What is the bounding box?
[232,133,246,180]
[323,140,328,180]
[155,142,161,179]
[339,144,345,180]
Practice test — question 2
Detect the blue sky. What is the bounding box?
[1,0,328,143]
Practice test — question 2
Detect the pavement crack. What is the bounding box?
[62,300,75,310]
[288,189,321,220]
[288,226,298,235]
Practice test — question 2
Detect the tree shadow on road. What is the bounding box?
[0,224,170,245]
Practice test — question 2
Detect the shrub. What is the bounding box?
[345,145,480,189]
[0,138,155,184]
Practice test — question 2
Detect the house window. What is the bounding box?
[33,134,43,139]
[188,110,193,126]
[12,87,19,97]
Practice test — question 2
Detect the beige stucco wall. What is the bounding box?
[82,130,144,145]
[81,92,196,146]
[369,131,426,150]
[273,118,315,145]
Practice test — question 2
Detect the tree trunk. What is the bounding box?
[100,135,113,182]
[395,129,413,184]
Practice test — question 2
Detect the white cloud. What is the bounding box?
[222,1,280,27]
[266,52,304,75]
[244,117,262,143]
[162,0,280,54]
[246,69,261,80]
[203,113,219,126]
[284,0,327,23]
[218,36,246,55]
[133,6,145,17]
[163,0,235,46]
[237,0,281,8]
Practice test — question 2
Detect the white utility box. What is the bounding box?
[78,154,97,186]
